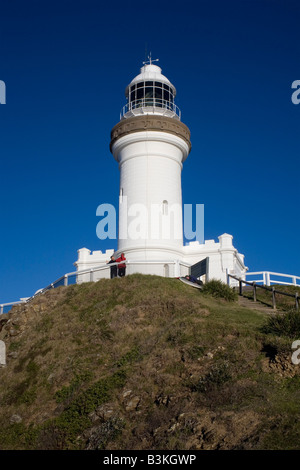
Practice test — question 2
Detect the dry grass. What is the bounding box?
[1,274,300,450]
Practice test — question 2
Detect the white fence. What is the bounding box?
[246,271,300,287]
[229,273,300,311]
[2,264,299,316]
[0,259,191,315]
[0,300,28,315]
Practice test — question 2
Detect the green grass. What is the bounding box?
[1,274,300,450]
[262,310,300,339]
[243,284,300,312]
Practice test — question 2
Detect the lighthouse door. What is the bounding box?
[190,258,209,281]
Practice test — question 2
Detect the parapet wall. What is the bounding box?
[74,233,247,284]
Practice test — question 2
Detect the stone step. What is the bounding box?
[237,295,277,314]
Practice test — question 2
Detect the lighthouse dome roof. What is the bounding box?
[125,64,176,97]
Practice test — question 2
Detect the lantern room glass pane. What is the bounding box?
[145,87,153,98]
[130,86,136,101]
[163,90,170,102]
[154,87,162,107]
[154,87,162,99]
[137,88,143,100]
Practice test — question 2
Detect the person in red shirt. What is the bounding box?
[116,253,126,277]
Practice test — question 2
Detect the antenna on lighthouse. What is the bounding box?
[143,52,159,66]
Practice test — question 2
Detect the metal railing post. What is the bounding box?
[239,279,243,296]
[272,287,276,310]
[0,305,3,315]
[64,275,68,287]
[295,292,299,311]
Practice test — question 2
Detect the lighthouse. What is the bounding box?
[110,59,191,262]
[75,60,248,283]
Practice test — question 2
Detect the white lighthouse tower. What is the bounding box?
[75,60,248,283]
[110,59,191,265]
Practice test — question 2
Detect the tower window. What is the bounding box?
[162,200,168,215]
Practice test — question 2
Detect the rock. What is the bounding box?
[8,351,18,359]
[154,394,171,406]
[121,389,141,411]
[8,328,19,337]
[10,414,22,424]
[91,404,115,422]
[0,317,8,332]
[168,422,179,433]
[125,396,140,411]
[85,417,125,450]
[262,352,298,378]
[47,373,55,384]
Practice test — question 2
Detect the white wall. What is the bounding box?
[74,233,247,283]
[111,131,189,254]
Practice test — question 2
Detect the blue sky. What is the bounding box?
[0,0,299,302]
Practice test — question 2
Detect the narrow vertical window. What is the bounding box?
[162,200,168,215]
[120,188,123,203]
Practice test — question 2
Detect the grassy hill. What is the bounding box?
[0,274,300,450]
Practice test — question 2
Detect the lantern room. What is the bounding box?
[120,62,181,120]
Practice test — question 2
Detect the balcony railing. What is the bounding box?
[120,98,181,120]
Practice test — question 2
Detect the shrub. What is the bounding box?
[188,361,231,393]
[86,416,125,450]
[202,280,237,302]
[261,310,300,339]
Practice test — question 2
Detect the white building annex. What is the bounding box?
[74,60,248,284]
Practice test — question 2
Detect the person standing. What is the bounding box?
[107,255,117,279]
[116,253,126,277]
